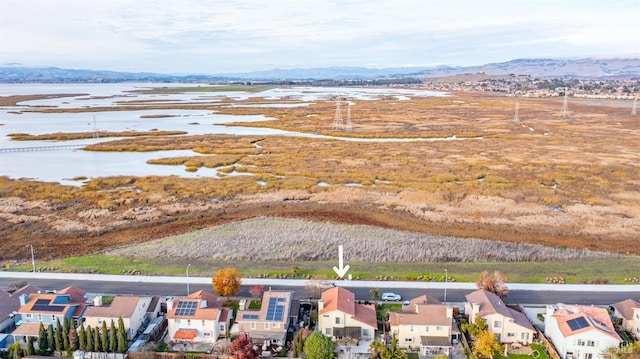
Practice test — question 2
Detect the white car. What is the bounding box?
[381,292,402,301]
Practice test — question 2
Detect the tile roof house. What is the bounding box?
[544,304,623,359]
[235,290,294,346]
[317,287,376,344]
[83,295,154,340]
[0,284,43,334]
[611,298,640,340]
[465,289,535,344]
[166,290,231,344]
[389,295,454,357]
[12,286,87,346]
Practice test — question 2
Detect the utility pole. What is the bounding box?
[186,264,191,295]
[26,244,35,273]
[561,89,569,118]
[444,268,448,303]
[333,100,343,130]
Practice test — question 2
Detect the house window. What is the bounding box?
[175,319,181,324]
[187,320,191,326]
[335,317,341,324]
[98,318,102,324]
[494,320,502,328]
[37,314,43,321]
[521,332,530,340]
[323,315,329,318]
[273,323,280,329]
[404,338,413,343]
[220,324,225,331]
[25,314,33,319]
[264,323,270,329]
[203,332,211,337]
[51,315,56,322]
[250,322,256,329]
[577,339,585,346]
[587,340,595,347]
[436,326,443,331]
[584,354,593,359]
[507,333,515,337]
[202,320,206,326]
[410,325,414,332]
[363,329,370,337]
[325,328,332,335]
[425,326,429,332]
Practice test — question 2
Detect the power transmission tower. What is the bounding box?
[632,96,637,116]
[561,90,569,118]
[345,103,352,131]
[333,101,343,130]
[514,101,520,122]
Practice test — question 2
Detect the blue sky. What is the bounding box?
[1,0,638,74]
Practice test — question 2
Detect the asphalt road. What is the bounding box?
[1,276,637,306]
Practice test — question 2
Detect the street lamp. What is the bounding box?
[444,268,448,303]
[186,264,191,295]
[26,244,35,273]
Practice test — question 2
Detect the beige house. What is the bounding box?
[465,290,535,344]
[235,290,293,346]
[611,298,640,340]
[389,295,453,356]
[544,304,622,359]
[317,287,376,344]
[166,290,231,344]
[83,295,153,340]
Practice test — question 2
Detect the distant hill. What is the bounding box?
[1,58,638,83]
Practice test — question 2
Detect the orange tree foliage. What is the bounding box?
[212,267,242,298]
[476,270,509,298]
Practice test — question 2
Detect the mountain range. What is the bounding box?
[1,58,639,83]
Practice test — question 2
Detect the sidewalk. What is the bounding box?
[1,271,639,292]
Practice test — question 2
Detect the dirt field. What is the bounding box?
[1,90,638,261]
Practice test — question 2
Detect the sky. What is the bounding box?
[1,0,639,74]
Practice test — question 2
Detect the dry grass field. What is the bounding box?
[1,89,638,266]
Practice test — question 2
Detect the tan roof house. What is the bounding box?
[317,287,376,345]
[612,298,640,340]
[544,304,622,359]
[166,290,231,344]
[465,289,535,344]
[83,295,154,340]
[390,295,453,357]
[235,290,293,346]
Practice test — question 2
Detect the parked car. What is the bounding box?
[381,292,402,301]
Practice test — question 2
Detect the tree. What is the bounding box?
[37,322,48,354]
[26,337,36,357]
[384,333,407,359]
[212,267,242,298]
[476,270,509,298]
[461,317,488,338]
[472,330,502,359]
[292,329,306,357]
[93,327,101,352]
[46,324,55,351]
[85,325,93,352]
[303,331,335,359]
[109,320,117,353]
[601,341,640,359]
[229,333,259,359]
[101,321,109,352]
[368,340,386,359]
[8,342,22,359]
[248,285,264,301]
[78,324,86,351]
[117,317,128,353]
[63,316,70,351]
[370,288,380,301]
[69,326,79,352]
[54,318,63,352]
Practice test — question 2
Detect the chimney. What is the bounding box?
[19,294,28,306]
[200,300,207,308]
[167,299,174,311]
[318,298,324,311]
[93,296,103,306]
[239,299,247,311]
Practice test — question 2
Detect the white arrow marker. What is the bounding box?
[333,245,350,279]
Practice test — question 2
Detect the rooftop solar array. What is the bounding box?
[265,297,286,321]
[242,314,259,320]
[590,317,613,334]
[567,317,589,331]
[32,298,65,312]
[175,301,197,316]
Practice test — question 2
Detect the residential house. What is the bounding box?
[166,290,231,343]
[12,286,87,346]
[389,295,454,356]
[317,287,376,345]
[0,284,43,334]
[83,295,153,340]
[235,290,293,346]
[544,303,623,359]
[611,298,640,340]
[465,289,535,344]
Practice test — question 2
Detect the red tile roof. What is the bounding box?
[321,287,376,328]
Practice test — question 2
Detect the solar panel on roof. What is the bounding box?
[242,314,259,320]
[175,301,197,316]
[32,298,66,312]
[567,317,589,331]
[265,297,285,321]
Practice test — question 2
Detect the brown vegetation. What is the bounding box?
[0,90,638,262]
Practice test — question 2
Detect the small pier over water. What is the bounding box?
[0,144,87,153]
